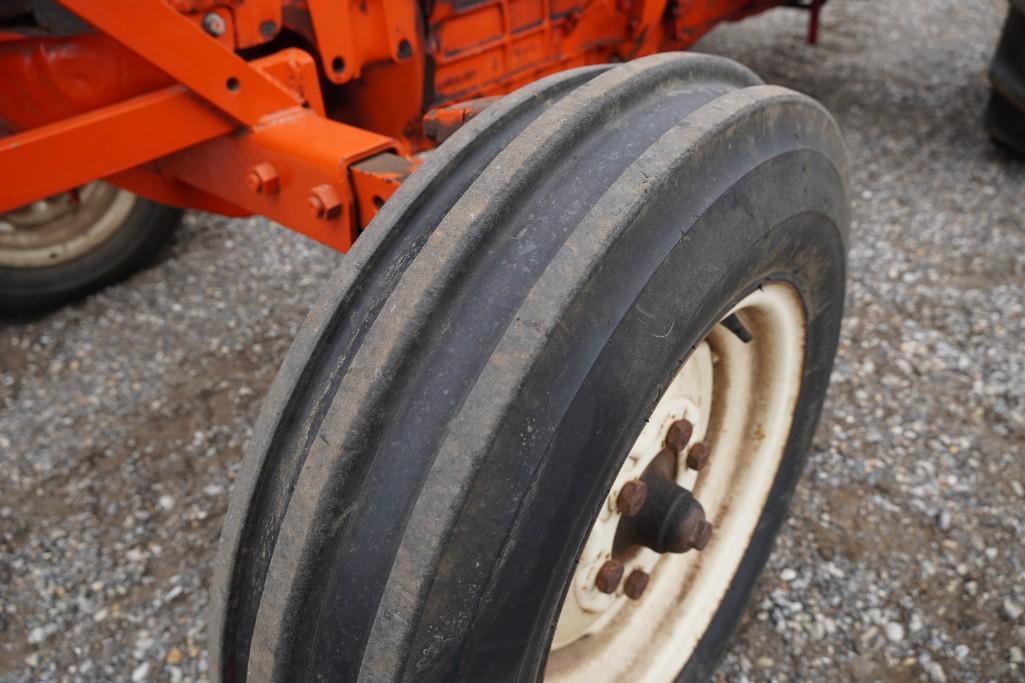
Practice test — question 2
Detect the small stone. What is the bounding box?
[1004,599,1024,621]
[1010,646,1024,664]
[131,662,150,682]
[884,622,905,643]
[203,483,225,496]
[165,647,183,665]
[158,495,175,511]
[922,660,947,683]
[1010,480,1024,498]
[850,654,878,680]
[937,510,951,531]
[756,656,774,668]
[780,568,797,582]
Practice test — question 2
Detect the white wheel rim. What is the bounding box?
[0,182,135,268]
[545,282,807,683]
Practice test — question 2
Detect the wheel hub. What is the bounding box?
[546,283,807,682]
[0,182,134,268]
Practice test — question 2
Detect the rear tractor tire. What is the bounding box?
[0,182,181,315]
[212,52,849,682]
[987,0,1025,155]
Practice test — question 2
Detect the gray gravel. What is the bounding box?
[2,1,1024,681]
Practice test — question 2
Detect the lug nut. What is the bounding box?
[616,480,647,517]
[246,162,279,194]
[665,419,694,454]
[594,559,625,594]
[308,184,343,220]
[623,569,650,600]
[686,442,712,471]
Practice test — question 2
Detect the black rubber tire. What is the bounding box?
[211,52,849,683]
[0,190,181,315]
[987,2,1025,155]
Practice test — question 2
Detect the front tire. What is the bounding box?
[212,52,848,682]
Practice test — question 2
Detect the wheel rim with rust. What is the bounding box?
[546,282,807,682]
[0,182,135,268]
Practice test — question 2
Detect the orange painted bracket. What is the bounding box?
[0,49,324,213]
[307,0,360,83]
[108,166,251,217]
[57,0,299,125]
[350,152,418,227]
[225,0,283,48]
[159,109,397,251]
[0,86,233,212]
[423,97,500,144]
[379,0,419,63]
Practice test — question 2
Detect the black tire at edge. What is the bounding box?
[987,3,1025,155]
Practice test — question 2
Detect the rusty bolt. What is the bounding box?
[308,184,343,220]
[594,559,625,594]
[686,442,712,471]
[665,419,694,454]
[616,480,647,517]
[246,163,279,194]
[202,12,226,37]
[623,570,650,600]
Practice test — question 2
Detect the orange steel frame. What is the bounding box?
[0,0,789,252]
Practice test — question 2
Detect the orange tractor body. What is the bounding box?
[0,0,812,251]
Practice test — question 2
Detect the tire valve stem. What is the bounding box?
[721,313,753,343]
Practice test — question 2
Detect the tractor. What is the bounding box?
[0,0,1018,681]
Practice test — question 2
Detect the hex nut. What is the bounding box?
[594,559,625,594]
[616,480,647,517]
[308,184,343,220]
[623,570,650,600]
[665,419,694,454]
[686,442,712,471]
[246,163,280,194]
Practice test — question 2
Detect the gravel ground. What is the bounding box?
[2,1,1023,681]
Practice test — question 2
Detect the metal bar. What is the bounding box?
[57,0,299,125]
[306,0,360,83]
[0,86,233,212]
[159,109,397,251]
